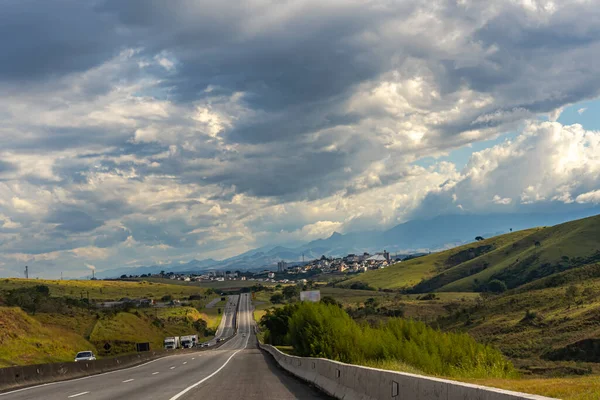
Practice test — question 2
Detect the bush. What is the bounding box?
[284,302,516,379]
[282,285,301,300]
[270,293,284,304]
[487,279,507,293]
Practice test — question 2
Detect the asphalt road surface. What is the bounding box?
[0,293,328,400]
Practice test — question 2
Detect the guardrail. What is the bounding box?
[0,336,235,393]
[259,343,557,400]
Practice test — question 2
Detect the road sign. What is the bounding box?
[300,290,321,302]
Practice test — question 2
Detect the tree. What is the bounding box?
[487,279,507,293]
[475,236,485,241]
[321,296,342,308]
[270,293,284,304]
[282,285,301,301]
[259,304,299,345]
[193,318,208,335]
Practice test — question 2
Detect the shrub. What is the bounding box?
[270,293,284,304]
[284,302,515,379]
[487,279,507,293]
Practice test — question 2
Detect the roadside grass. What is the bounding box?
[34,310,98,338]
[462,376,600,400]
[200,306,223,331]
[0,307,96,367]
[0,278,208,301]
[319,287,391,305]
[137,277,268,289]
[89,312,166,353]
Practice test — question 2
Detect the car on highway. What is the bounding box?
[74,351,96,362]
[242,333,246,337]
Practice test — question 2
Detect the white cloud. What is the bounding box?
[576,190,600,204]
[578,108,588,115]
[492,195,512,205]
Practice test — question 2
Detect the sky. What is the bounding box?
[1,0,600,278]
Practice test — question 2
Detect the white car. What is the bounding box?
[74,351,96,362]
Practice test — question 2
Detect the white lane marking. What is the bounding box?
[122,379,134,383]
[0,349,192,396]
[68,392,90,398]
[152,372,160,375]
[170,366,176,370]
[168,323,250,400]
[191,358,195,360]
[182,362,187,365]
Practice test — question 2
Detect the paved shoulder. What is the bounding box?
[180,341,329,400]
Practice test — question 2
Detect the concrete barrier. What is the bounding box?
[259,344,557,400]
[0,335,236,393]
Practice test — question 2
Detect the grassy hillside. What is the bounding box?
[340,228,538,290]
[0,278,210,301]
[436,214,600,292]
[340,214,600,294]
[0,307,96,367]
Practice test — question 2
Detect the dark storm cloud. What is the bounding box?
[45,209,104,233]
[94,226,130,248]
[0,160,17,173]
[0,0,121,82]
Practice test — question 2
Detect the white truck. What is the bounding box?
[164,336,180,349]
[180,334,198,349]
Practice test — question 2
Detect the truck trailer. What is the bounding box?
[180,334,198,349]
[164,336,180,349]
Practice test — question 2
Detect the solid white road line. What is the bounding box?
[168,334,250,400]
[152,372,160,375]
[122,379,134,383]
[67,392,90,398]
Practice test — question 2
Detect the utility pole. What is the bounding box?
[24,265,29,279]
[61,271,63,280]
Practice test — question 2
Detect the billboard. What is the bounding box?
[300,290,321,303]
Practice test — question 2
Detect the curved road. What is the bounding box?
[0,293,327,400]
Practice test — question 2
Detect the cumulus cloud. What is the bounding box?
[1,0,600,277]
[412,122,600,217]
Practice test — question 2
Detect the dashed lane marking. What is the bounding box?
[68,392,89,398]
[122,379,134,383]
[152,372,160,375]
[170,366,176,370]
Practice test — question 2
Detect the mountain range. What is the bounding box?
[96,208,600,278]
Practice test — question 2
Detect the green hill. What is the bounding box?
[0,307,96,367]
[341,214,600,293]
[341,228,538,290]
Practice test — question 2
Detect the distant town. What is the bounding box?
[118,250,420,284]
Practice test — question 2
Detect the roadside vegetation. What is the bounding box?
[0,280,219,365]
[260,302,515,379]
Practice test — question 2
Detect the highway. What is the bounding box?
[0,293,327,400]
